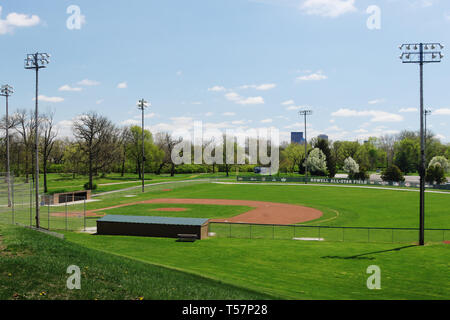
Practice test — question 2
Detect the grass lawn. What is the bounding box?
[65,232,450,300]
[0,224,273,300]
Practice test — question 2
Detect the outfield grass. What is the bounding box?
[0,224,273,300]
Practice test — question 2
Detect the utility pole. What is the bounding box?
[399,43,443,246]
[137,99,150,193]
[0,85,14,207]
[25,52,50,229]
[299,110,313,184]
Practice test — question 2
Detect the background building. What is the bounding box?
[291,132,305,145]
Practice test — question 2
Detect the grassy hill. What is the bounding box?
[0,224,274,300]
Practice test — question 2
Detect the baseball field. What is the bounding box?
[1,179,449,300]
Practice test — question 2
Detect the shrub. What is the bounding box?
[84,182,97,191]
[381,165,405,183]
[426,165,446,185]
[305,148,328,176]
[349,166,369,180]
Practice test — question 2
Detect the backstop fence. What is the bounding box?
[209,222,450,244]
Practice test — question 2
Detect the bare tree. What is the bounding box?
[15,110,34,183]
[73,112,121,189]
[155,132,181,176]
[40,112,57,193]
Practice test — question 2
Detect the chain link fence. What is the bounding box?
[209,222,450,244]
[0,175,213,232]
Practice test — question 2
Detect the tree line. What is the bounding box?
[1,110,449,192]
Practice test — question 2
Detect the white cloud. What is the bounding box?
[208,86,226,92]
[59,85,82,92]
[225,92,264,105]
[331,108,404,122]
[297,71,328,81]
[33,95,64,103]
[300,0,357,18]
[96,99,104,105]
[121,119,141,126]
[176,70,183,76]
[240,83,277,91]
[77,79,100,86]
[368,99,385,105]
[434,108,450,115]
[222,112,236,116]
[261,119,273,124]
[205,112,214,117]
[399,108,417,113]
[117,82,128,89]
[0,7,40,35]
[282,100,295,106]
[286,105,309,111]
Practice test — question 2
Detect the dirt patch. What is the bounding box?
[90,198,323,225]
[150,208,188,212]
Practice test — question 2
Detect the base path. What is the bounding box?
[90,198,323,225]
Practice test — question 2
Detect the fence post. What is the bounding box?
[65,196,68,231]
[249,224,252,239]
[11,176,14,225]
[368,228,370,243]
[48,201,50,230]
[273,225,275,240]
[392,229,394,243]
[318,226,321,240]
[342,228,345,242]
[84,199,86,232]
[29,181,32,227]
[229,223,231,238]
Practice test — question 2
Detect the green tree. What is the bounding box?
[281,143,305,174]
[393,138,419,174]
[314,138,336,178]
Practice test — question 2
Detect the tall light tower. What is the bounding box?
[25,52,51,229]
[299,110,313,184]
[1,85,14,207]
[399,42,443,246]
[137,99,150,193]
[424,109,432,150]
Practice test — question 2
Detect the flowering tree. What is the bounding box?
[305,148,327,175]
[343,157,359,175]
[428,156,449,172]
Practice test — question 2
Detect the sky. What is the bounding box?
[0,0,450,143]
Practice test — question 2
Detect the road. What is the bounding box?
[335,174,448,183]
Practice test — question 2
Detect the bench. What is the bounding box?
[177,234,198,242]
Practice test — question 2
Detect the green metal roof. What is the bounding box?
[97,215,209,226]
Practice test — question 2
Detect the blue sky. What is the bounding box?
[1,0,450,143]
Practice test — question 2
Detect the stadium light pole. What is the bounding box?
[25,52,50,229]
[399,42,443,246]
[137,99,150,193]
[1,85,14,207]
[424,109,432,150]
[299,110,313,184]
